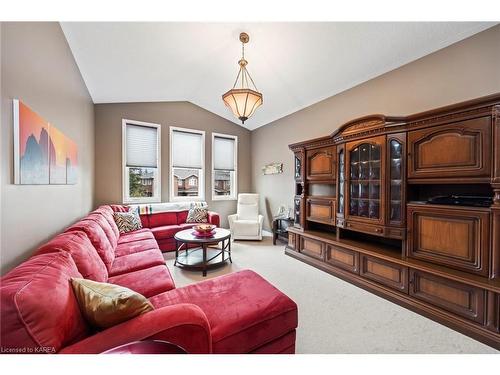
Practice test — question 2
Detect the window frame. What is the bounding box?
[169,126,206,202]
[122,119,161,204]
[211,132,238,201]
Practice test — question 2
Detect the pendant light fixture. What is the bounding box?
[222,32,263,124]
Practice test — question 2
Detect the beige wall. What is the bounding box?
[94,102,252,227]
[251,25,500,230]
[1,23,95,274]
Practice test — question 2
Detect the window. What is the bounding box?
[122,119,161,203]
[170,127,205,201]
[212,133,237,200]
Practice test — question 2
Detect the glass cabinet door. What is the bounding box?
[389,139,403,224]
[294,152,302,181]
[349,143,381,219]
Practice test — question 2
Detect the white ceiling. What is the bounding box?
[61,22,496,130]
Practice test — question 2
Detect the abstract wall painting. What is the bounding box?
[13,99,78,185]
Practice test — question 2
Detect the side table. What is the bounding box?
[272,217,294,245]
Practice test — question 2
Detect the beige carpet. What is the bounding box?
[163,235,498,354]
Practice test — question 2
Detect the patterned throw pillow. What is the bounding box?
[113,209,142,233]
[186,206,208,223]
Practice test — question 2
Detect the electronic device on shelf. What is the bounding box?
[427,195,493,207]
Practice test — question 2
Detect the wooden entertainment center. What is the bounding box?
[286,93,500,349]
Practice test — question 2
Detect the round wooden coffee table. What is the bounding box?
[174,228,231,276]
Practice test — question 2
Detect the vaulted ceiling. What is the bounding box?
[61,22,496,130]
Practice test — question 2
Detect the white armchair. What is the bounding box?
[228,194,264,240]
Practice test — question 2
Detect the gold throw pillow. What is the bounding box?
[71,278,154,329]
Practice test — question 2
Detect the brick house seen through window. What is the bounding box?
[173,168,199,196]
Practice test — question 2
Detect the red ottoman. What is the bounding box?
[149,270,298,354]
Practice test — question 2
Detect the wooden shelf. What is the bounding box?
[288,227,500,293]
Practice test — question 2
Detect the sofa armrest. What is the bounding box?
[258,214,264,235]
[59,303,211,354]
[207,211,220,227]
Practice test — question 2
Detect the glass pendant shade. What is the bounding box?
[222,32,263,124]
[222,88,263,124]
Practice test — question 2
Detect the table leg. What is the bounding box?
[229,237,232,263]
[174,240,179,266]
[221,239,225,262]
[202,243,207,277]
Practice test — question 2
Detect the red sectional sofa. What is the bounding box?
[0,205,298,354]
[112,205,220,252]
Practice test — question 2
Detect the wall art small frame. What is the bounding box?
[13,99,78,185]
[262,162,283,175]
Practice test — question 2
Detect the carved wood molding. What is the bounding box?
[288,93,500,151]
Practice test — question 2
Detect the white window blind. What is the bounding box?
[213,136,235,171]
[126,124,158,168]
[172,130,203,168]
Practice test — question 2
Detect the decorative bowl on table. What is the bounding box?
[192,224,216,237]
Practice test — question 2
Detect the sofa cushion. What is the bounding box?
[108,249,165,277]
[179,222,196,230]
[107,265,175,298]
[94,206,120,243]
[147,211,178,227]
[0,252,89,353]
[149,270,298,353]
[177,210,189,224]
[151,225,182,241]
[87,212,119,249]
[36,231,108,282]
[65,219,115,272]
[156,238,177,252]
[115,238,159,257]
[71,278,153,329]
[117,228,155,244]
[231,220,261,237]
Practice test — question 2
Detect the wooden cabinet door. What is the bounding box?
[408,117,492,180]
[293,197,305,230]
[486,292,499,333]
[299,237,325,260]
[345,135,386,225]
[326,245,359,274]
[409,270,486,324]
[360,255,408,293]
[288,232,296,250]
[407,204,490,276]
[306,146,336,181]
[306,198,336,225]
[386,133,406,227]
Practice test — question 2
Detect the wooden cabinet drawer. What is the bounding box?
[307,198,336,225]
[344,220,385,237]
[326,245,359,274]
[407,116,492,180]
[299,237,325,260]
[306,146,336,181]
[409,270,486,324]
[360,255,408,293]
[407,204,490,276]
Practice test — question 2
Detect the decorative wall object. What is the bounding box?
[262,162,283,175]
[13,99,78,185]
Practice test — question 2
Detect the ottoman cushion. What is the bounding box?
[149,270,298,353]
